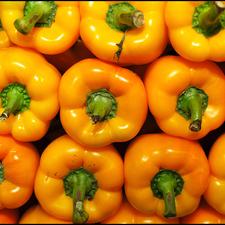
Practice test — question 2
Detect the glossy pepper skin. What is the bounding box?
[19,205,71,224]
[0,47,60,142]
[0,135,39,209]
[181,200,225,224]
[103,199,179,224]
[34,135,124,224]
[124,134,209,218]
[59,58,147,147]
[80,1,167,65]
[0,1,80,55]
[144,55,225,140]
[0,209,19,224]
[165,1,225,62]
[204,134,225,214]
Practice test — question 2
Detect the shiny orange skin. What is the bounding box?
[0,47,61,142]
[124,133,209,218]
[34,135,124,223]
[80,1,167,65]
[165,1,225,62]
[204,134,225,215]
[0,1,80,54]
[144,56,225,140]
[181,200,225,224]
[59,58,147,147]
[103,199,180,224]
[0,209,19,224]
[0,135,39,209]
[0,31,10,48]
[19,205,71,224]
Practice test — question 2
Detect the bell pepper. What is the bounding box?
[0,47,60,142]
[181,200,225,224]
[0,1,80,55]
[165,1,225,62]
[59,58,147,147]
[0,209,19,224]
[204,133,225,214]
[80,1,167,65]
[0,135,39,209]
[19,205,71,224]
[0,19,10,48]
[34,135,124,224]
[124,133,209,218]
[103,198,179,224]
[144,55,225,140]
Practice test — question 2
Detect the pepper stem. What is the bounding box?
[118,10,144,28]
[176,86,208,132]
[192,1,225,37]
[86,88,117,124]
[151,170,184,218]
[63,168,98,224]
[0,162,4,183]
[14,1,57,35]
[0,83,30,120]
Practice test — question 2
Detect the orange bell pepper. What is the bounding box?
[204,133,225,214]
[103,198,179,224]
[0,47,60,142]
[34,135,124,224]
[181,200,225,224]
[165,1,225,62]
[19,205,71,224]
[124,134,209,218]
[0,19,10,48]
[0,1,80,54]
[0,209,19,224]
[0,135,39,209]
[80,1,167,65]
[144,55,225,140]
[59,58,147,147]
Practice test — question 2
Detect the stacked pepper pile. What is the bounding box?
[0,1,225,224]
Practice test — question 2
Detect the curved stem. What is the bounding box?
[63,168,98,224]
[0,89,23,120]
[14,6,44,35]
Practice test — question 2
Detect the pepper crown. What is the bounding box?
[151,169,184,218]
[0,83,30,120]
[63,168,98,224]
[86,88,117,124]
[176,86,208,132]
[14,1,57,35]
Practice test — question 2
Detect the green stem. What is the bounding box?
[14,1,57,35]
[151,170,184,218]
[118,10,144,28]
[63,168,98,224]
[192,1,225,37]
[0,83,30,120]
[86,89,117,124]
[176,86,208,132]
[0,162,4,183]
[14,6,44,35]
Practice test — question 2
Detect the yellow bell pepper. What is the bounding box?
[0,1,80,54]
[34,135,124,224]
[165,1,225,61]
[80,1,167,65]
[0,47,60,142]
